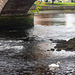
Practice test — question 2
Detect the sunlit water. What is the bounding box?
[0,12,75,75]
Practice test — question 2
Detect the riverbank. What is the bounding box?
[30,5,75,10]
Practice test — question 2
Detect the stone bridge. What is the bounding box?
[0,0,35,15]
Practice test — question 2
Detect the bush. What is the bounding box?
[31,1,45,14]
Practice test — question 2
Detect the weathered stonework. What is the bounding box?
[0,0,35,15]
[0,0,8,13]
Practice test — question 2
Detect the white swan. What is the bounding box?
[48,61,61,70]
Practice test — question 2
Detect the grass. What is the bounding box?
[45,2,75,6]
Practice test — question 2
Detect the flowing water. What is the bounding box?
[0,11,75,75]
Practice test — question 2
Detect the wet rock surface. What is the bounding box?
[55,38,75,51]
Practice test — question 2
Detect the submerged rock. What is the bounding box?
[72,71,75,75]
[53,39,67,44]
[47,50,50,51]
[51,48,55,51]
[55,38,75,51]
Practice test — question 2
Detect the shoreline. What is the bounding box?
[30,6,75,10]
[37,10,75,14]
[29,9,75,15]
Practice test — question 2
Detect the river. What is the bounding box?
[0,11,75,75]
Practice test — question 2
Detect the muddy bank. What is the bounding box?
[54,38,75,51]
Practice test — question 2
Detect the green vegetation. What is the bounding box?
[30,1,45,14]
[30,1,75,14]
[45,2,75,6]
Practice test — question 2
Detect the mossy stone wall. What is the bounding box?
[0,15,34,30]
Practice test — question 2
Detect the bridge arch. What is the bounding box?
[0,0,35,15]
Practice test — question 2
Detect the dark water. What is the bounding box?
[0,12,75,75]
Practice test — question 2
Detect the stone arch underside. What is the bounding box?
[0,0,35,15]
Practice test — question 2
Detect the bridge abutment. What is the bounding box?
[0,0,35,30]
[0,15,34,31]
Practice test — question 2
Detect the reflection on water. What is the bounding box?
[65,14,75,27]
[34,13,53,26]
[0,12,75,74]
[33,12,75,74]
[34,13,66,26]
[34,13,75,40]
[34,13,75,27]
[33,12,75,59]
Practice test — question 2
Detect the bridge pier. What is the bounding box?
[0,14,34,31]
[0,0,35,31]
